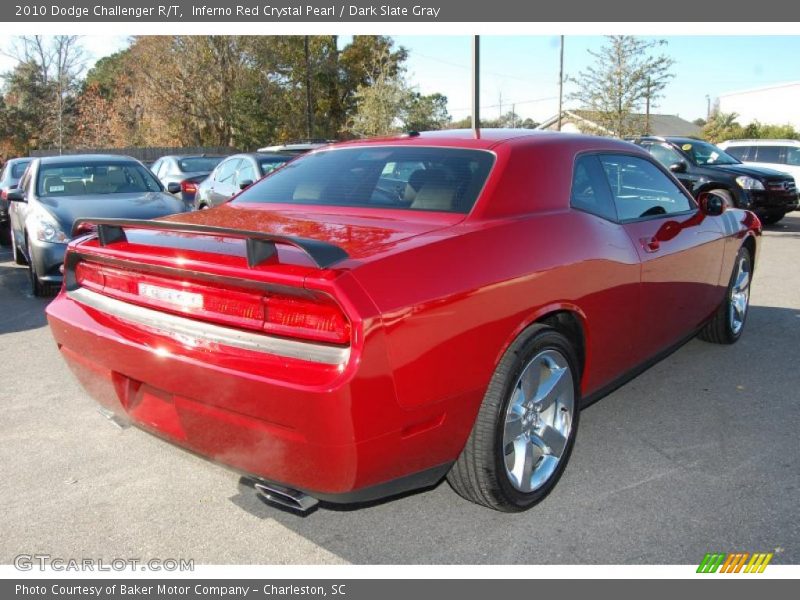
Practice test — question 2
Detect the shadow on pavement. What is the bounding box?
[0,248,51,334]
[227,304,800,564]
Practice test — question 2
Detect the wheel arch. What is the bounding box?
[497,304,589,384]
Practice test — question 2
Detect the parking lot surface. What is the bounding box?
[1,215,798,565]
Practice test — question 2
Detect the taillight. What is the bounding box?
[264,295,351,344]
[74,261,350,345]
[1,190,7,200]
[180,180,198,194]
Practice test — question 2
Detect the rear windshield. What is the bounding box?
[234,147,495,213]
[11,160,31,179]
[37,162,163,197]
[178,157,223,172]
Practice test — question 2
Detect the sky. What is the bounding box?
[2,34,799,124]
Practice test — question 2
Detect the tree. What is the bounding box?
[347,46,408,137]
[402,92,450,131]
[569,35,674,137]
[702,111,742,142]
[3,35,86,152]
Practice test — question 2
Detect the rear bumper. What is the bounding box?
[46,290,471,501]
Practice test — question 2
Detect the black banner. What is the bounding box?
[3,0,800,22]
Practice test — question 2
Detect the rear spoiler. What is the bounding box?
[71,218,349,269]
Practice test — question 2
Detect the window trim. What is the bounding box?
[573,149,699,224]
[569,153,619,223]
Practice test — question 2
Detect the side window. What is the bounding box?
[236,163,257,186]
[18,168,32,194]
[785,147,800,167]
[724,146,751,161]
[215,159,241,184]
[753,146,783,164]
[570,155,617,221]
[645,143,684,169]
[599,154,693,221]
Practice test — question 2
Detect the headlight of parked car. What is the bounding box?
[30,208,68,244]
[736,176,765,191]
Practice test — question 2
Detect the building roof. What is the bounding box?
[538,110,702,137]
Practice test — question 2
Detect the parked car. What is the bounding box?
[718,139,800,193]
[632,136,798,224]
[46,130,760,512]
[193,152,292,209]
[8,155,189,296]
[150,155,224,206]
[0,157,33,246]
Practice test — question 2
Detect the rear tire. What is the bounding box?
[699,245,751,344]
[447,325,580,511]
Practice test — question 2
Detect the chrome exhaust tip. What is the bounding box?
[254,482,319,512]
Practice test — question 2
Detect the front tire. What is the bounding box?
[26,238,56,297]
[447,325,580,511]
[699,245,752,344]
[0,223,10,247]
[760,211,785,225]
[11,227,26,265]
[709,188,735,209]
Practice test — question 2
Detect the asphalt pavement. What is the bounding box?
[1,215,798,565]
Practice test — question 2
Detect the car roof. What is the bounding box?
[227,152,294,161]
[319,129,640,155]
[36,154,141,165]
[720,139,800,146]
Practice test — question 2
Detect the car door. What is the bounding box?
[642,142,701,195]
[235,161,258,192]
[598,153,726,359]
[208,158,241,206]
[9,164,34,245]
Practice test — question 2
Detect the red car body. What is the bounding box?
[46,130,761,506]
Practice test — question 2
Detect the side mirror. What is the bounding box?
[6,189,26,202]
[166,182,182,194]
[239,180,254,190]
[699,192,725,216]
[669,161,688,174]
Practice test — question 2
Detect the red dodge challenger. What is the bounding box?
[46,130,761,512]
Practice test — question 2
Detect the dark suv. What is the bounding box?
[632,136,799,224]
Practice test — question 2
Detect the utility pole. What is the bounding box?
[705,94,711,120]
[511,103,516,128]
[557,35,564,131]
[645,76,652,135]
[472,35,480,133]
[304,36,314,139]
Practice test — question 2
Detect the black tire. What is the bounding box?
[26,238,57,297]
[447,324,581,511]
[709,188,735,209]
[0,223,10,247]
[699,245,752,345]
[760,212,785,225]
[11,228,26,265]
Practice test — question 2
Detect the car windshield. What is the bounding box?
[234,147,495,213]
[679,141,740,166]
[37,162,163,197]
[259,157,289,175]
[11,160,31,179]
[177,157,223,172]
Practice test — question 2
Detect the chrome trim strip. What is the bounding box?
[67,288,350,366]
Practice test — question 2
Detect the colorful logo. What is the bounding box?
[697,552,773,573]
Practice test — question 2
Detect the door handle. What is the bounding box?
[640,237,660,253]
